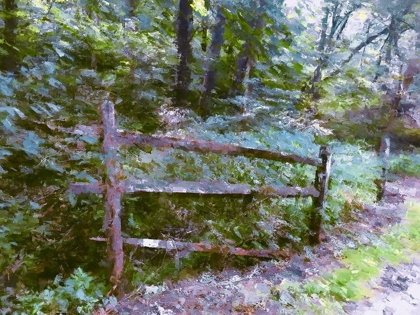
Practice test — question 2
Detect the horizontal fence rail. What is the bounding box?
[48,122,322,167]
[90,237,288,259]
[70,180,320,198]
[115,132,323,167]
[68,100,332,296]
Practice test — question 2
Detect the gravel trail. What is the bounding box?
[348,177,420,315]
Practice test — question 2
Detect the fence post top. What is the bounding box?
[319,145,332,157]
[100,99,115,109]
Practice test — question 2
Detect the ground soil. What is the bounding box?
[100,177,420,315]
[346,177,420,315]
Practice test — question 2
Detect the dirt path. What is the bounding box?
[102,177,420,315]
[346,260,420,315]
[346,177,420,315]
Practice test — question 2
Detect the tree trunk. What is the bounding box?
[309,4,359,93]
[230,42,251,96]
[1,0,18,72]
[174,0,193,107]
[123,0,139,17]
[201,0,210,51]
[199,5,226,118]
[244,55,256,99]
[311,8,329,86]
[230,1,266,97]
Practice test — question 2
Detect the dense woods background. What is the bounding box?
[0,0,419,313]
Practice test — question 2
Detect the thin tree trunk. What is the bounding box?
[100,100,125,297]
[230,42,251,96]
[199,5,226,118]
[1,0,18,72]
[311,8,329,86]
[334,11,352,40]
[385,18,396,63]
[128,0,139,17]
[309,4,358,91]
[174,0,193,107]
[244,55,256,99]
[230,1,265,97]
[243,11,265,103]
[372,55,382,82]
[201,0,210,51]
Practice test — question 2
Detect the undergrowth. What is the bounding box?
[389,152,420,178]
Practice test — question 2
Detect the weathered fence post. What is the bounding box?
[309,145,332,244]
[376,134,390,201]
[100,100,124,294]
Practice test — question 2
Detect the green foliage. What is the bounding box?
[5,268,113,314]
[389,153,420,177]
[326,141,382,225]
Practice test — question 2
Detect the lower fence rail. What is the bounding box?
[69,179,320,198]
[90,237,288,259]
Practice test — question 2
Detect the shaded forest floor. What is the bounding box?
[100,177,420,315]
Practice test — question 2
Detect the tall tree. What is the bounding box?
[174,0,193,107]
[127,0,139,17]
[0,0,18,72]
[201,0,210,51]
[199,4,226,118]
[230,0,266,98]
[310,0,360,97]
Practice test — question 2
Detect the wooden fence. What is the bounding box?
[69,100,332,294]
[376,134,390,201]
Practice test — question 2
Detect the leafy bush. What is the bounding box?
[2,268,113,314]
[389,153,420,177]
[326,141,382,225]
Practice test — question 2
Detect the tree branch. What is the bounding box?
[326,27,389,79]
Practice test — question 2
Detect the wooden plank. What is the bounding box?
[115,132,322,167]
[124,179,250,195]
[45,121,102,138]
[48,122,320,167]
[257,185,319,198]
[90,237,287,258]
[124,179,319,197]
[70,180,320,198]
[69,182,104,194]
